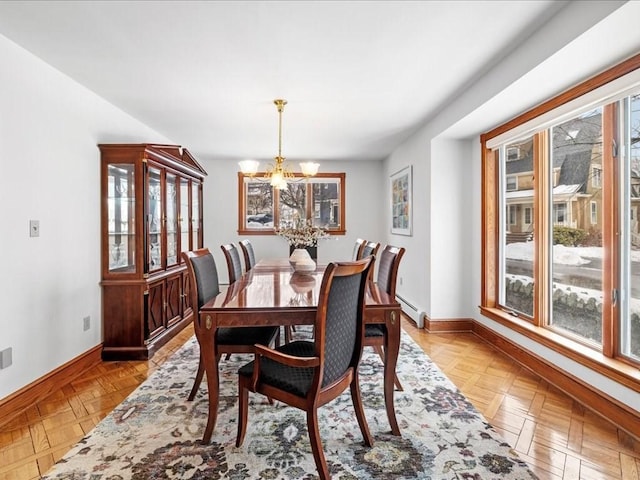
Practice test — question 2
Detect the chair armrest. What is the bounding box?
[251,344,320,390]
[254,344,320,368]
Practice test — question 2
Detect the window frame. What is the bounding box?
[237,172,346,236]
[481,53,640,392]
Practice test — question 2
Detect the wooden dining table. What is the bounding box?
[195,258,402,443]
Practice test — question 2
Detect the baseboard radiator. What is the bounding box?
[396,294,425,328]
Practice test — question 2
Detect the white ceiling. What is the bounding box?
[0,1,568,163]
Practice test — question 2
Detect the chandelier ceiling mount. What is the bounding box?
[238,99,320,190]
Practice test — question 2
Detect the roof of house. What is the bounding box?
[506,112,602,193]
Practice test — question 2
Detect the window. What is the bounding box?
[553,203,567,224]
[507,146,520,161]
[592,166,602,188]
[507,205,517,225]
[482,54,640,377]
[506,175,518,191]
[238,173,345,235]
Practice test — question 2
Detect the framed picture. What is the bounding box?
[390,165,412,236]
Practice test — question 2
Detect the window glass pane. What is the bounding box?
[549,108,603,345]
[278,183,306,228]
[500,136,534,316]
[310,178,341,229]
[623,93,640,361]
[244,179,274,228]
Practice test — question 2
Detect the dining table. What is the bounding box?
[195,258,402,443]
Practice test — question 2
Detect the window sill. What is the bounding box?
[479,306,640,394]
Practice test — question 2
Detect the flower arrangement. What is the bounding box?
[276,219,329,248]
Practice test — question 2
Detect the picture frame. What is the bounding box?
[390,165,412,236]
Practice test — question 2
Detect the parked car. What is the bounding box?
[247,213,273,224]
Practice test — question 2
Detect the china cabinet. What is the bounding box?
[99,144,207,360]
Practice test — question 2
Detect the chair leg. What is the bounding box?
[187,354,205,401]
[350,373,373,447]
[373,344,403,391]
[236,378,249,447]
[307,409,330,480]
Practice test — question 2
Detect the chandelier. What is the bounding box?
[238,99,319,190]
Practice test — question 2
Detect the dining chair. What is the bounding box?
[365,244,406,391]
[352,238,366,260]
[221,243,243,284]
[239,239,256,271]
[359,240,380,259]
[182,248,280,401]
[235,257,374,480]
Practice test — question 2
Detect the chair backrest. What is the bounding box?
[314,257,373,388]
[352,238,366,261]
[239,239,256,270]
[221,243,243,284]
[182,248,220,309]
[360,241,380,259]
[376,245,406,297]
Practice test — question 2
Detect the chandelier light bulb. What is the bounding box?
[300,162,320,177]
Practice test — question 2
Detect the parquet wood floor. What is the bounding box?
[1,319,639,479]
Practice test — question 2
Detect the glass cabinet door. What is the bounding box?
[180,177,190,255]
[166,173,178,267]
[147,166,163,272]
[107,163,136,273]
[191,182,200,248]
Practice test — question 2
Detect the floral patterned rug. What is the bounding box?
[42,329,538,479]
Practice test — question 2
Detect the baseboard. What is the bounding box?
[419,316,640,441]
[0,344,102,429]
[423,315,474,332]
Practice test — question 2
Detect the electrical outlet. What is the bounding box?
[399,277,403,285]
[83,316,91,331]
[0,347,12,369]
[29,220,40,237]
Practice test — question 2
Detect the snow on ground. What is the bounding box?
[505,242,640,314]
[505,242,640,264]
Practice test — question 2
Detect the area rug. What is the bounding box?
[42,330,538,479]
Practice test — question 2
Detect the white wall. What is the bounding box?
[0,34,174,399]
[201,158,386,284]
[383,129,430,315]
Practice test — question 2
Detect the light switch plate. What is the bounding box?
[29,220,40,237]
[0,347,12,369]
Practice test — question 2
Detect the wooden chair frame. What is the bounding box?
[236,258,374,480]
[365,245,405,391]
[182,248,279,400]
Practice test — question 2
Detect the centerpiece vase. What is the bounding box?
[289,245,317,260]
[289,248,312,266]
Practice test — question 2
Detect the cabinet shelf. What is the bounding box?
[100,144,207,360]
